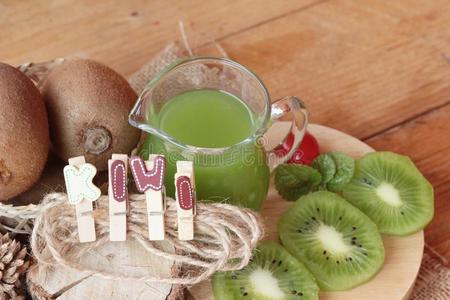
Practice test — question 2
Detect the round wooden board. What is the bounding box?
[190,123,424,300]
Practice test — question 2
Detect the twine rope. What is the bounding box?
[30,192,263,285]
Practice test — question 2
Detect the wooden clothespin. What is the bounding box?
[130,155,167,240]
[108,154,128,241]
[175,161,196,241]
[63,156,100,243]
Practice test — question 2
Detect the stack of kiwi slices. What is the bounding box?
[213,151,433,299]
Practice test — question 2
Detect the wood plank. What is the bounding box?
[0,0,319,76]
[365,104,450,260]
[199,0,450,139]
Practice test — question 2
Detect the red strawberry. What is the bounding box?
[288,132,320,165]
[273,131,320,165]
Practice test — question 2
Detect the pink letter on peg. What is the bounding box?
[130,155,167,240]
[176,176,195,211]
[130,156,166,192]
[175,161,196,241]
[63,156,100,243]
[111,159,127,202]
[108,154,128,241]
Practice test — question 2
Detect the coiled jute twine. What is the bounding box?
[30,192,263,285]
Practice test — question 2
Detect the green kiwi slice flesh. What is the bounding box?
[342,151,434,235]
[278,191,385,291]
[212,242,319,300]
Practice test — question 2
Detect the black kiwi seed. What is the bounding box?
[291,290,297,294]
[231,275,237,280]
[401,211,405,215]
[272,260,276,264]
[326,257,330,260]
[336,260,340,264]
[352,226,357,231]
[352,237,357,240]
[349,257,353,261]
[362,177,374,186]
[323,250,327,255]
[278,261,282,266]
[297,229,303,233]
[243,292,248,296]
[284,269,289,272]
[312,217,317,221]
[305,221,310,225]
[298,292,304,296]
[351,240,356,245]
[316,207,320,212]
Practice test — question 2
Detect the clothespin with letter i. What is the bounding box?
[175,161,196,241]
[130,155,167,240]
[63,156,101,243]
[108,154,128,241]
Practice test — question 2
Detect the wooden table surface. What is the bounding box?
[1,0,449,261]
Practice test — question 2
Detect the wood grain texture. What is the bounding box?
[190,124,424,300]
[27,240,178,299]
[199,0,450,139]
[0,0,318,76]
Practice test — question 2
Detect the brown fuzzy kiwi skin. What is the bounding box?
[0,63,50,201]
[41,59,140,171]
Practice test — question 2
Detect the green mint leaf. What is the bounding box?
[312,153,336,183]
[312,152,355,192]
[327,152,355,192]
[275,164,322,201]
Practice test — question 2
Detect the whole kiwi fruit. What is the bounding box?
[42,59,140,170]
[0,63,50,201]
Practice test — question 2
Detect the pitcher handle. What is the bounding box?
[266,96,309,171]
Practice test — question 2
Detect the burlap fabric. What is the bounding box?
[410,251,450,299]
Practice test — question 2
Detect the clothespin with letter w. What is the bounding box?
[130,155,167,240]
[63,156,101,243]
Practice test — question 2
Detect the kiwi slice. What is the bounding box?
[278,191,385,291]
[212,242,319,300]
[342,152,434,235]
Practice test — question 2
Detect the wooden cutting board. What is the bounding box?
[190,123,424,300]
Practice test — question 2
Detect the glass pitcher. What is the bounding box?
[129,57,308,210]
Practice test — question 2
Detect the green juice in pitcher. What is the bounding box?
[138,89,270,210]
